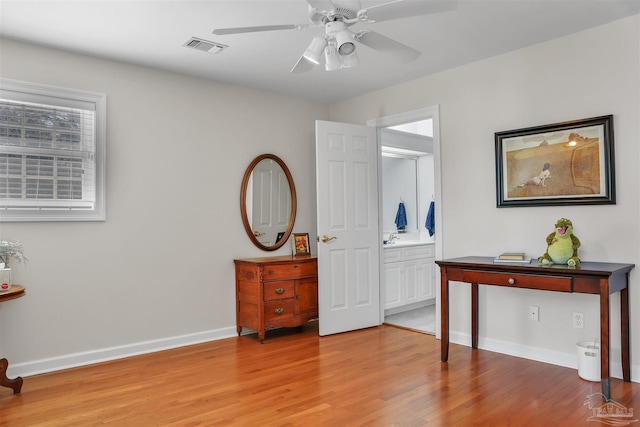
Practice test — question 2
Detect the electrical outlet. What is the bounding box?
[573,312,584,328]
[529,305,539,322]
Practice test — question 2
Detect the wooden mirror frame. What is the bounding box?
[240,154,297,251]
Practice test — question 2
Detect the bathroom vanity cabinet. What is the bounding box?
[383,244,435,311]
[234,256,318,343]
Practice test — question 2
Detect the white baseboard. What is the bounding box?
[449,330,639,383]
[7,326,238,378]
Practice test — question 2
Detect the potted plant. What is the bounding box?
[0,240,27,292]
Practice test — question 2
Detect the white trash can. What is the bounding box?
[576,341,600,382]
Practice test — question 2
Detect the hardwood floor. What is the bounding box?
[1,323,638,426]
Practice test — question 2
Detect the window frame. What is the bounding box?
[0,78,106,221]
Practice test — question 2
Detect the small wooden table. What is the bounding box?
[0,284,25,394]
[436,257,634,401]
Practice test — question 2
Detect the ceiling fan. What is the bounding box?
[212,0,456,73]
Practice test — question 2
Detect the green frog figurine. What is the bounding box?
[538,218,581,266]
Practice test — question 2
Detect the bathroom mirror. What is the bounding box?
[240,154,297,251]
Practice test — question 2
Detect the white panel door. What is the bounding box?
[316,120,381,336]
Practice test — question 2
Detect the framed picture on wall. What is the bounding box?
[292,233,310,257]
[495,115,616,207]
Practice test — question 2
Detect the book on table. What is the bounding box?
[493,257,532,264]
[498,252,526,260]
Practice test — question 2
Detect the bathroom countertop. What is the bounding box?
[383,238,435,248]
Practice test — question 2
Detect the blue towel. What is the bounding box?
[395,202,407,231]
[425,200,435,236]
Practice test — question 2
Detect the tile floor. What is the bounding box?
[384,304,436,334]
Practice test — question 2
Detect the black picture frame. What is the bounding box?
[495,115,615,207]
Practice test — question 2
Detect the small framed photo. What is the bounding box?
[495,115,615,207]
[292,233,310,256]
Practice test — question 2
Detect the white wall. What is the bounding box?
[330,15,640,377]
[0,38,328,375]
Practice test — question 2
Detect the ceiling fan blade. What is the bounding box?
[362,0,457,23]
[356,31,421,63]
[213,24,309,35]
[290,55,316,73]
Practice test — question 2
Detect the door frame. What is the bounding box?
[367,105,443,339]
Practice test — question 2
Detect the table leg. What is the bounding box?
[441,269,449,362]
[599,279,611,401]
[621,285,631,382]
[0,358,23,394]
[471,283,479,349]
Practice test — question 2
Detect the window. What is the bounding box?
[0,79,106,221]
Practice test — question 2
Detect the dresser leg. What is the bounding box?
[0,358,23,394]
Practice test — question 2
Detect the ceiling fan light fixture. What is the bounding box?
[335,30,356,56]
[303,36,327,64]
[324,43,341,71]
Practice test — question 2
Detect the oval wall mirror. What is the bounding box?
[240,154,297,251]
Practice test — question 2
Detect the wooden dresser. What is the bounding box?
[234,256,318,343]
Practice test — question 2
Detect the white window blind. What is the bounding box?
[0,79,106,221]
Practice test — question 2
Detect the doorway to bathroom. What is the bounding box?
[367,107,442,336]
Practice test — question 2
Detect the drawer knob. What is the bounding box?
[275,288,285,295]
[508,278,515,285]
[275,307,284,315]
[268,270,274,275]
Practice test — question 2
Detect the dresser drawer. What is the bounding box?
[264,281,295,301]
[264,262,316,279]
[464,271,572,292]
[264,300,295,321]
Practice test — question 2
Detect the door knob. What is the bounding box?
[321,235,337,243]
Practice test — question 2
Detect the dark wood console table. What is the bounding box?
[0,284,25,394]
[436,257,634,401]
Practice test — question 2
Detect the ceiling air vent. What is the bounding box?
[183,37,228,54]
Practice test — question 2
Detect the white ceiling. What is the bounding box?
[1,0,638,104]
